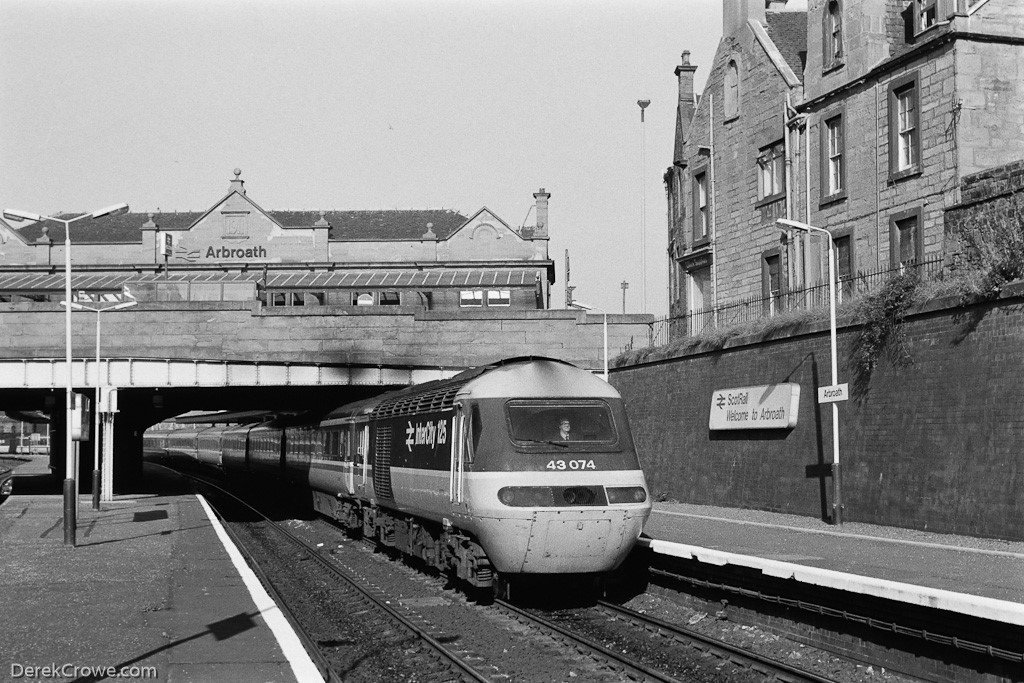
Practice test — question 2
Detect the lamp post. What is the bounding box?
[777,218,844,525]
[637,99,650,314]
[620,280,629,314]
[3,203,129,545]
[63,293,137,510]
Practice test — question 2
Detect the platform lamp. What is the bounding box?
[62,289,137,510]
[776,218,843,525]
[3,203,129,546]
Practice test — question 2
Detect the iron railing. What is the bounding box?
[649,256,946,347]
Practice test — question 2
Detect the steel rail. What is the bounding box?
[596,599,840,683]
[495,598,683,683]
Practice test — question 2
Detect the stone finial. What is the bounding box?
[313,211,331,228]
[37,226,52,245]
[422,222,437,240]
[229,168,246,195]
[142,213,158,231]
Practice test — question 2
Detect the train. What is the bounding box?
[144,357,652,596]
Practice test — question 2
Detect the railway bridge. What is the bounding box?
[0,301,652,486]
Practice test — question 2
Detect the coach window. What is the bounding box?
[353,292,374,306]
[379,291,401,306]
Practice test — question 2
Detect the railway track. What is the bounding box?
[499,599,840,683]
[159,464,878,681]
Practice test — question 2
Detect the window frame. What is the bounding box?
[888,72,922,181]
[692,168,710,245]
[761,248,784,316]
[756,140,786,204]
[486,289,511,307]
[822,0,845,72]
[913,0,940,35]
[459,290,484,308]
[889,207,924,269]
[832,227,855,302]
[819,111,847,204]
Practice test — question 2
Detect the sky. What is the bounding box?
[0,0,731,315]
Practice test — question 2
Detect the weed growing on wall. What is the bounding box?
[848,271,921,400]
[954,204,1024,301]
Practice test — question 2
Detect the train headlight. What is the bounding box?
[498,486,555,507]
[606,486,647,504]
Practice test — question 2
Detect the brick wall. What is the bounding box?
[611,283,1024,540]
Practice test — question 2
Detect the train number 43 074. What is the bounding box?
[546,459,596,471]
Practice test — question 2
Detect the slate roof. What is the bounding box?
[765,11,807,83]
[7,208,471,244]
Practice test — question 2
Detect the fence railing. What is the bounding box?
[648,256,946,347]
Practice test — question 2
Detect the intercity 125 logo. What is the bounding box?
[405,418,448,452]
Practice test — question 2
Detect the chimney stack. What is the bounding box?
[533,188,550,238]
[674,52,698,164]
[724,0,765,36]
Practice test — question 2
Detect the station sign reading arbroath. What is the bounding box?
[709,383,800,431]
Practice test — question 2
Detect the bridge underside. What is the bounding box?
[0,358,456,489]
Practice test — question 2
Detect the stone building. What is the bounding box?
[666,0,1024,337]
[0,170,554,311]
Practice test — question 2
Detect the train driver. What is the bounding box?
[558,418,572,441]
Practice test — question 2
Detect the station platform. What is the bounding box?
[643,502,1024,627]
[0,456,322,683]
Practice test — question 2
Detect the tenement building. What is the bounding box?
[0,170,554,311]
[665,0,1024,336]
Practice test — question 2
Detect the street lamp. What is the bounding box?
[62,291,137,510]
[777,218,844,525]
[3,203,129,545]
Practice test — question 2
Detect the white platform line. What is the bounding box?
[652,508,1024,559]
[195,494,325,683]
[639,537,1024,627]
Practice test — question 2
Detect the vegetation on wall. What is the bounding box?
[847,271,920,400]
[953,204,1024,302]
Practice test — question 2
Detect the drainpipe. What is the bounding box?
[784,100,795,291]
[709,94,719,321]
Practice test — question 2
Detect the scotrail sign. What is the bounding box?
[709,383,800,431]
